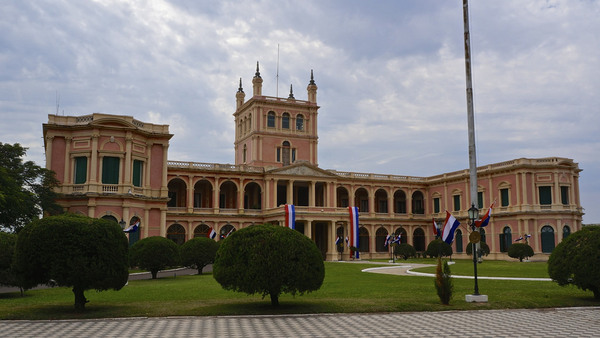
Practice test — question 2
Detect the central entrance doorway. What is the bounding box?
[314,222,328,260]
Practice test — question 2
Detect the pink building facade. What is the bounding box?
[43,65,583,261]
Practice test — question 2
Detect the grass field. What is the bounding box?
[0,260,597,320]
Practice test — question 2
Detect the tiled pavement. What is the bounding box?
[1,307,598,337]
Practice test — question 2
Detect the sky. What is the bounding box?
[1,0,599,223]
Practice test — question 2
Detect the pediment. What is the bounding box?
[268,162,337,178]
[90,117,136,129]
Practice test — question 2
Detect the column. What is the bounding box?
[309,181,315,207]
[238,179,245,212]
[63,137,72,183]
[144,209,150,239]
[161,144,169,197]
[305,220,313,240]
[287,180,293,205]
[213,177,220,214]
[90,133,99,192]
[187,175,194,213]
[45,135,54,170]
[160,208,167,237]
[124,132,132,185]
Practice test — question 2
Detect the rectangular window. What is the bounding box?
[453,195,461,212]
[539,186,552,205]
[291,149,296,163]
[276,148,281,162]
[360,199,368,213]
[500,188,509,207]
[132,160,143,187]
[74,156,87,184]
[477,191,483,209]
[194,192,202,208]
[101,156,120,184]
[561,186,569,205]
[433,198,440,213]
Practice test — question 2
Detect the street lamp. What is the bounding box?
[468,203,480,295]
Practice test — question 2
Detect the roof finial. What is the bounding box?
[254,61,261,78]
[237,78,244,93]
[309,69,316,85]
[288,84,295,99]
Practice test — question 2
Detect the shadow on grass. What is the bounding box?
[197,299,335,316]
[4,303,136,320]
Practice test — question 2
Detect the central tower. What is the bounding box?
[233,63,319,169]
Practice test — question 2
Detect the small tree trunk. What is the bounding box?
[73,287,88,312]
[151,270,158,279]
[270,292,279,306]
[593,287,599,300]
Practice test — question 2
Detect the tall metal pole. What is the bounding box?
[463,0,481,297]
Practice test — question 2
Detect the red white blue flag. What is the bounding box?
[284,204,295,229]
[432,218,439,236]
[335,236,341,246]
[123,220,140,233]
[207,227,217,240]
[441,211,461,244]
[475,202,494,228]
[384,234,391,248]
[348,207,360,259]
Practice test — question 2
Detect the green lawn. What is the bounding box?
[0,261,597,320]
[410,259,550,278]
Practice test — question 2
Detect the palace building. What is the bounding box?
[42,64,583,261]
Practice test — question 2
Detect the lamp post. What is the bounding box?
[468,204,480,295]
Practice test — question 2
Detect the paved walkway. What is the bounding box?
[1,307,598,337]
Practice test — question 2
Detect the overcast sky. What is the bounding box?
[1,0,599,223]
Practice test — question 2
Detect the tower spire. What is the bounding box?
[288,84,295,99]
[307,69,318,104]
[252,61,263,96]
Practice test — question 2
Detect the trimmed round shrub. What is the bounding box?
[14,214,129,311]
[425,239,453,258]
[507,243,534,262]
[129,236,180,279]
[180,237,219,274]
[394,243,417,260]
[0,232,18,288]
[213,224,324,306]
[548,226,600,299]
[466,241,490,257]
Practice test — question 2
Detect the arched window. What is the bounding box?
[499,226,512,252]
[562,225,571,239]
[282,113,290,129]
[358,227,369,252]
[101,215,118,224]
[455,229,463,253]
[394,190,406,214]
[375,227,388,252]
[167,223,186,245]
[243,145,247,163]
[296,114,304,131]
[194,223,210,238]
[220,224,235,239]
[413,228,425,251]
[375,189,388,213]
[267,111,275,128]
[412,191,424,214]
[337,187,349,208]
[395,227,407,244]
[541,225,555,253]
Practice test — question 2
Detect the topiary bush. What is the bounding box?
[394,243,417,260]
[13,214,129,311]
[466,241,490,257]
[434,256,453,305]
[180,237,219,274]
[425,239,453,258]
[213,224,324,306]
[129,236,180,279]
[507,243,534,262]
[548,226,600,299]
[0,232,19,290]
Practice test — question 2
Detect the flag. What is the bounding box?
[345,236,349,247]
[515,236,523,242]
[432,218,439,236]
[335,236,341,246]
[392,234,401,245]
[525,234,531,239]
[441,211,461,244]
[123,220,140,233]
[384,234,391,248]
[225,227,234,238]
[348,207,360,259]
[284,204,295,230]
[207,227,217,240]
[475,203,494,228]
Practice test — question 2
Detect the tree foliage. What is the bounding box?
[0,232,19,289]
[425,239,453,258]
[213,224,325,306]
[434,256,453,305]
[129,236,180,279]
[548,226,600,299]
[393,243,417,260]
[13,214,129,311]
[466,241,490,257]
[180,237,219,274]
[507,243,534,262]
[0,143,62,233]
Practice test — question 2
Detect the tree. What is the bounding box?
[180,237,219,274]
[0,232,20,290]
[129,236,180,279]
[13,214,129,311]
[508,243,534,262]
[0,143,62,233]
[425,239,453,258]
[434,256,453,305]
[548,226,600,299]
[394,243,417,260]
[213,224,325,306]
[466,241,490,257]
